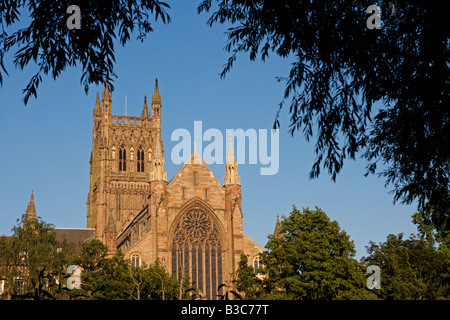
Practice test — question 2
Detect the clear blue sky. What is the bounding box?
[0,1,417,259]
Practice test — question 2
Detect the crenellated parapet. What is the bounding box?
[111,116,152,126]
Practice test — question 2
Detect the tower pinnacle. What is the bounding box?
[152,78,161,105]
[141,95,149,118]
[152,78,162,120]
[101,82,112,114]
[226,132,235,164]
[94,91,101,116]
[102,82,112,102]
[224,133,240,185]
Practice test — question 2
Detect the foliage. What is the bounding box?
[74,239,181,300]
[139,258,182,300]
[412,191,450,247]
[235,253,263,300]
[260,206,377,300]
[74,241,129,300]
[0,214,75,300]
[362,233,450,300]
[3,209,449,300]
[0,0,171,103]
[198,0,449,224]
[217,283,242,300]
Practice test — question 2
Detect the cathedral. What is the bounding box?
[84,79,263,299]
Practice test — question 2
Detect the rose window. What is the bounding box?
[182,209,211,239]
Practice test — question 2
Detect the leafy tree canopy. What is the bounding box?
[74,239,181,300]
[0,214,75,300]
[261,206,376,300]
[235,253,264,300]
[363,233,450,299]
[413,191,450,246]
[0,0,170,103]
[198,0,449,228]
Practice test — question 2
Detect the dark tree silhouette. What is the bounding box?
[198,0,449,230]
[0,0,170,103]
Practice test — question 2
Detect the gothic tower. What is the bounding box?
[87,80,159,243]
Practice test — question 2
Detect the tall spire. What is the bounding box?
[141,95,149,118]
[152,78,161,105]
[224,132,240,185]
[26,190,37,221]
[274,214,282,238]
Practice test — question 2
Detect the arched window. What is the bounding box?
[131,254,141,268]
[253,257,263,275]
[137,148,145,172]
[171,206,222,300]
[119,147,126,171]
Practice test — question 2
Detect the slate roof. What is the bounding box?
[54,228,96,252]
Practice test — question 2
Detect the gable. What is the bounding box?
[167,151,225,204]
[168,151,224,189]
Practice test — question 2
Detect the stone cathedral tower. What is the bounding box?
[86,79,262,299]
[87,81,159,244]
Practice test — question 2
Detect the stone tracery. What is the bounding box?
[171,206,223,300]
